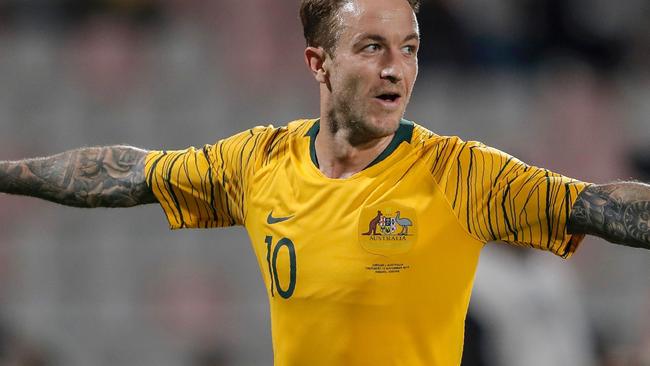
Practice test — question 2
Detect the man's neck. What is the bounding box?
[314,120,394,179]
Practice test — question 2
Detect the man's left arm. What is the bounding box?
[568,182,650,249]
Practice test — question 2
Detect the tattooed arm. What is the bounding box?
[0,146,157,208]
[568,182,650,249]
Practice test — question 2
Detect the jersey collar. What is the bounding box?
[305,119,414,170]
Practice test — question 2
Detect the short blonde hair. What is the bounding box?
[300,0,420,53]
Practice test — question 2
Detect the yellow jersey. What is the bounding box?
[145,119,588,365]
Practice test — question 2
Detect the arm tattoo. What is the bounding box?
[0,146,157,208]
[568,183,650,249]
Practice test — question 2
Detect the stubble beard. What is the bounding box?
[328,89,402,147]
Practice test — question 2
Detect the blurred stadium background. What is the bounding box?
[0,0,648,365]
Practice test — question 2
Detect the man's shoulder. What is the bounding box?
[409,122,465,152]
[408,122,512,168]
[286,118,318,133]
[226,119,315,167]
[244,119,316,140]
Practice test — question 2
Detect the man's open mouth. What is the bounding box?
[375,93,401,102]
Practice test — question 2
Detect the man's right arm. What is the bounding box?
[0,146,157,208]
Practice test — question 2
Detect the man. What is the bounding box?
[0,0,648,364]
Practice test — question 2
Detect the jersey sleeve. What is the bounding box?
[428,138,590,258]
[144,126,271,229]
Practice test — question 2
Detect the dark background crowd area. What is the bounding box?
[0,0,648,365]
[0,0,648,74]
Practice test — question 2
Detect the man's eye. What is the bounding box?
[363,44,381,52]
[402,45,417,55]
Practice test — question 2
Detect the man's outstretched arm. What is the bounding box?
[568,182,650,249]
[0,146,157,208]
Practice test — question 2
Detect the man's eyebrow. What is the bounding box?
[404,33,420,43]
[355,34,388,44]
[355,33,420,44]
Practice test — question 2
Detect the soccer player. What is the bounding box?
[0,0,648,364]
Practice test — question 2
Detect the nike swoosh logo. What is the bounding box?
[267,211,293,225]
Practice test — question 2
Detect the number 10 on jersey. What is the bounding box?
[265,236,297,299]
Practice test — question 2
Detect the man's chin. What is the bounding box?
[344,116,398,146]
[367,115,403,136]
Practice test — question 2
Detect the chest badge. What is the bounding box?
[358,203,418,256]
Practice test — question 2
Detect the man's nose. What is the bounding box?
[380,50,404,83]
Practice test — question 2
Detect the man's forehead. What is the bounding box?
[338,0,419,36]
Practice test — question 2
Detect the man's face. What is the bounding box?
[324,0,419,142]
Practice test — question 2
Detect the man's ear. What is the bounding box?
[305,46,329,84]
